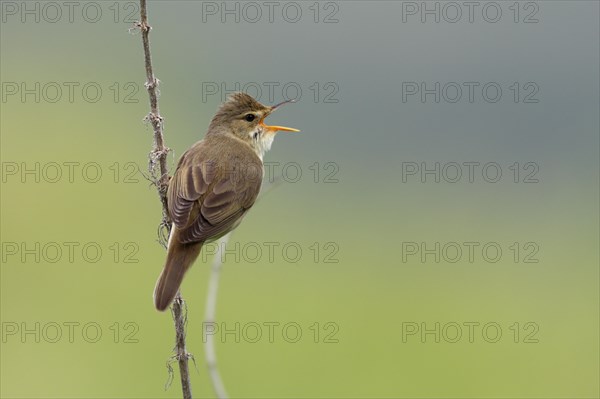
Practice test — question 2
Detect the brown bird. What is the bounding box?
[153,92,299,311]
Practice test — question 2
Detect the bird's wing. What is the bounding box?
[167,140,263,244]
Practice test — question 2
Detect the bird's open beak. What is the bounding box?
[261,99,300,132]
[260,121,300,133]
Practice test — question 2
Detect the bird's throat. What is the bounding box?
[254,133,275,160]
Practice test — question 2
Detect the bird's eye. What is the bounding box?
[245,114,256,122]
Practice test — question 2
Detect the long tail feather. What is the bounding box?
[153,227,203,311]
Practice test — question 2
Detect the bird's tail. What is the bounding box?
[153,227,203,311]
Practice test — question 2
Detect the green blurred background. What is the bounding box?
[1,1,598,398]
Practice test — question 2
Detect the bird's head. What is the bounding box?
[208,92,299,159]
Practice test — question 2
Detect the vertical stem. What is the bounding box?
[137,1,192,398]
[204,235,231,399]
[172,294,193,399]
[139,0,169,222]
[202,183,280,398]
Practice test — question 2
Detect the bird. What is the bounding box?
[153,92,299,311]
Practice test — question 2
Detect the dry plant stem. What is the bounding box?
[172,294,193,399]
[203,183,281,399]
[139,0,169,222]
[138,1,192,398]
[204,234,232,399]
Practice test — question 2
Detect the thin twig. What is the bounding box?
[172,295,193,399]
[136,1,192,398]
[203,182,283,399]
[138,0,170,233]
[204,234,232,399]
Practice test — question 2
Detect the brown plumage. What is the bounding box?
[153,92,299,311]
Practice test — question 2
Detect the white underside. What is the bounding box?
[255,133,275,160]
